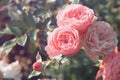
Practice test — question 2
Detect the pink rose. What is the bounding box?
[56,4,97,34]
[45,27,82,58]
[83,21,118,61]
[96,51,120,80]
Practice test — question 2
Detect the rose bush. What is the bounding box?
[56,4,97,34]
[96,49,120,80]
[45,27,82,58]
[83,21,118,61]
[0,0,119,79]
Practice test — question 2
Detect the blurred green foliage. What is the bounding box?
[0,0,119,80]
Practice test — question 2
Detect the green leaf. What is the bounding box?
[43,59,52,69]
[0,27,13,35]
[72,0,79,4]
[1,38,17,55]
[7,24,23,36]
[36,52,42,62]
[11,20,28,28]
[17,34,27,46]
[8,10,22,20]
[45,10,52,19]
[33,8,44,16]
[27,14,36,27]
[29,29,39,41]
[27,41,37,54]
[28,70,41,79]
[7,20,29,34]
[61,57,69,64]
[54,61,60,69]
[22,12,36,27]
[43,17,52,26]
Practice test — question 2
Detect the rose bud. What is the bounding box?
[32,62,42,72]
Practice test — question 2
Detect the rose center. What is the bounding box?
[66,10,81,20]
[58,34,73,49]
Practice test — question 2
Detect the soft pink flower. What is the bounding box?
[83,21,118,61]
[56,4,97,34]
[96,51,120,80]
[45,27,82,58]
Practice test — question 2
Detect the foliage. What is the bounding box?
[0,0,119,80]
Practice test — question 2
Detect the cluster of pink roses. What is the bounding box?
[44,4,119,80]
[45,4,118,62]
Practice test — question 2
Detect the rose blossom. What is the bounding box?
[83,21,118,61]
[56,4,97,34]
[96,50,120,80]
[45,27,82,58]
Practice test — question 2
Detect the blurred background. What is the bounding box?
[0,0,120,80]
